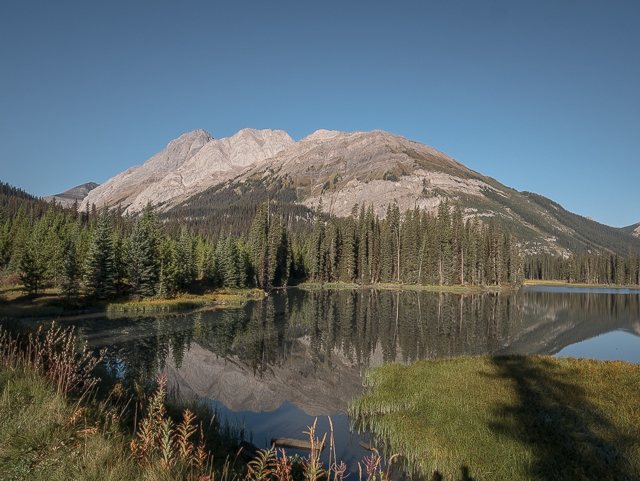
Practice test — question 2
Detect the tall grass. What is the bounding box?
[1,323,395,480]
[105,298,211,313]
[350,355,640,480]
[0,322,102,395]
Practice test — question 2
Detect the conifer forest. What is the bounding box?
[1,186,639,299]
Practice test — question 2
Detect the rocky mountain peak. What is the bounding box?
[300,129,342,143]
[44,182,100,207]
[81,128,294,214]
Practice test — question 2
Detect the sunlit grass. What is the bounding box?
[350,356,640,480]
[1,323,386,481]
[523,279,640,289]
[0,281,263,317]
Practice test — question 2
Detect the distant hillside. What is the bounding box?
[620,222,640,239]
[0,180,46,219]
[44,182,99,208]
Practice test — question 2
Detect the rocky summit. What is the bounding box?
[44,182,99,207]
[77,128,640,256]
[81,128,293,215]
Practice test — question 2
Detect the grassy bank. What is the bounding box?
[0,324,387,481]
[104,288,263,313]
[0,324,250,480]
[0,283,263,319]
[523,279,640,289]
[350,356,640,480]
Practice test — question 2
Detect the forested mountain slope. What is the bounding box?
[620,222,640,239]
[65,128,640,255]
[0,180,48,219]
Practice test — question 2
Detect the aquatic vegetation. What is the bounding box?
[350,355,640,480]
[0,323,396,480]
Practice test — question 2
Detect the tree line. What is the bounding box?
[0,194,527,299]
[524,252,640,286]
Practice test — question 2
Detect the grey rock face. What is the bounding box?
[81,129,213,212]
[81,128,294,214]
[236,129,491,217]
[44,182,100,207]
[124,128,294,214]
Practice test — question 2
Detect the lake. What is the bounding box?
[55,285,640,473]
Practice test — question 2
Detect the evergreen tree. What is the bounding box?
[112,229,128,294]
[249,201,270,288]
[19,217,49,294]
[6,206,29,273]
[129,202,162,297]
[59,238,79,298]
[202,240,219,286]
[309,201,327,282]
[436,200,453,285]
[175,227,195,289]
[59,223,80,298]
[83,206,115,299]
[217,233,242,288]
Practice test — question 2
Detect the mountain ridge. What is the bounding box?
[81,128,294,215]
[73,128,640,255]
[621,222,640,238]
[44,182,99,207]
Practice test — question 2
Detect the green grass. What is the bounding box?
[0,367,142,480]
[524,280,640,289]
[0,282,263,317]
[104,298,211,313]
[350,356,640,480]
[0,323,378,481]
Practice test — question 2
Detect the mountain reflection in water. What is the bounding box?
[57,287,639,474]
[68,287,640,417]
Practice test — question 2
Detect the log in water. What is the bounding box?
[271,437,326,452]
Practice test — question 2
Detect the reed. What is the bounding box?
[1,323,394,480]
[105,298,210,313]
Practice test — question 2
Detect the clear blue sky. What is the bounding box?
[1,0,638,227]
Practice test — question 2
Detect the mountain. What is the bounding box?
[621,222,640,238]
[80,128,640,255]
[44,182,99,207]
[81,128,294,215]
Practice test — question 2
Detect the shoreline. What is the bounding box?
[0,287,263,320]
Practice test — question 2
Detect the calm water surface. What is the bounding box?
[51,286,640,472]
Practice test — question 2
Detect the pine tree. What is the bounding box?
[59,225,80,298]
[175,227,195,289]
[129,202,162,297]
[83,206,115,299]
[6,206,29,273]
[112,229,128,294]
[217,233,241,288]
[202,240,219,286]
[249,201,270,288]
[436,200,453,285]
[309,201,327,282]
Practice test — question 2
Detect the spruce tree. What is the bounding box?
[249,201,270,288]
[202,240,219,286]
[19,216,50,295]
[59,227,79,298]
[175,227,195,289]
[83,206,115,299]
[129,202,162,297]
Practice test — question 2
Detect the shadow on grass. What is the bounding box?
[428,465,474,481]
[488,356,636,480]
